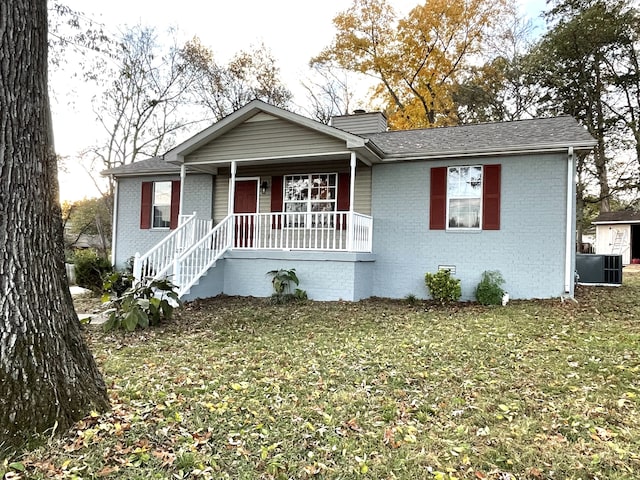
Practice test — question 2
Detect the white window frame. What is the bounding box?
[446,166,483,231]
[283,173,338,228]
[152,181,172,229]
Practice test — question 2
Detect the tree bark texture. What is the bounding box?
[0,0,110,451]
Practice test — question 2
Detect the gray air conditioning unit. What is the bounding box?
[576,254,623,286]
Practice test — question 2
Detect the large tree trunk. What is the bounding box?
[593,61,610,213]
[0,0,110,451]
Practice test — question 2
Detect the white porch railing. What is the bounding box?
[351,212,374,252]
[133,212,211,283]
[134,211,373,297]
[233,211,373,252]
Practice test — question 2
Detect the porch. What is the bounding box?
[133,211,373,299]
[128,101,380,300]
[232,211,372,251]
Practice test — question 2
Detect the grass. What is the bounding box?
[3,274,640,479]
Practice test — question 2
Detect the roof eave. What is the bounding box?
[592,219,640,225]
[102,169,181,178]
[379,141,597,161]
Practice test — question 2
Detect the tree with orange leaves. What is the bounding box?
[312,0,508,129]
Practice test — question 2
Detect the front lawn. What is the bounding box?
[5,274,640,479]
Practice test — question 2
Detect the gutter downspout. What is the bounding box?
[110,176,118,267]
[565,147,575,294]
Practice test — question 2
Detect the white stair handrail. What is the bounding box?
[133,213,198,283]
[175,215,234,296]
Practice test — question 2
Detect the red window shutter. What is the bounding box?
[482,164,501,230]
[337,173,351,230]
[140,182,152,229]
[430,167,447,230]
[170,180,181,229]
[270,176,283,212]
[337,173,351,211]
[271,176,283,229]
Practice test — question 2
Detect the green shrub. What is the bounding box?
[102,271,134,299]
[73,250,112,292]
[425,269,461,304]
[404,293,419,305]
[103,278,182,332]
[475,270,505,306]
[267,268,299,295]
[267,268,307,304]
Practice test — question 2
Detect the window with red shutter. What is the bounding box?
[140,180,181,230]
[430,164,501,231]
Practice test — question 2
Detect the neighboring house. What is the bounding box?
[66,233,109,251]
[592,211,640,265]
[103,100,596,302]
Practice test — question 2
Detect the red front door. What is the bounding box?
[234,180,258,247]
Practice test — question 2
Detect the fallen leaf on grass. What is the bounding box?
[152,449,176,467]
[383,427,401,448]
[345,418,362,432]
[591,426,615,441]
[527,467,544,478]
[192,430,212,446]
[3,473,23,480]
[96,465,120,477]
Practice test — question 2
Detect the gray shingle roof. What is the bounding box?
[101,156,180,176]
[365,116,596,157]
[102,113,596,177]
[592,211,640,224]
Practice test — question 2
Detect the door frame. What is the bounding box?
[632,224,640,262]
[232,177,261,214]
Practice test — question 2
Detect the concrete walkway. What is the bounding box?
[69,285,109,325]
[69,285,92,296]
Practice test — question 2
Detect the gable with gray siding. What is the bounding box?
[185,114,349,165]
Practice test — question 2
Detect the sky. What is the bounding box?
[52,0,547,202]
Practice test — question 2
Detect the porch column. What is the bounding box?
[178,164,186,217]
[349,152,356,213]
[228,160,237,216]
[347,152,356,251]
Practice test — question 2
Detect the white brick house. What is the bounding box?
[103,100,596,301]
